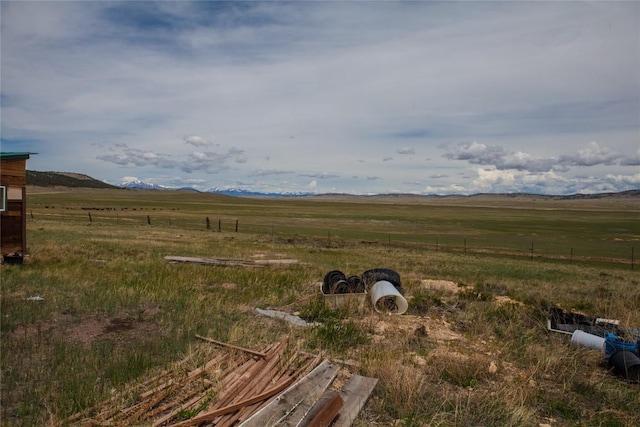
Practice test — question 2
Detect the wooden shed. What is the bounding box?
[1,152,35,261]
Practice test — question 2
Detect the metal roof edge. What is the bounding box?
[0,152,38,160]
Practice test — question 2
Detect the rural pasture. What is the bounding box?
[2,188,639,426]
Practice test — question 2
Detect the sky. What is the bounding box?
[1,1,639,195]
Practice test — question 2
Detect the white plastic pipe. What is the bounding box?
[370,280,408,315]
[571,330,606,353]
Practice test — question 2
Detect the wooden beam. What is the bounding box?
[195,335,267,358]
[306,392,344,427]
[165,374,298,427]
[239,359,340,427]
[332,375,379,427]
[164,255,298,266]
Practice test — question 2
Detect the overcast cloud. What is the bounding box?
[1,1,638,195]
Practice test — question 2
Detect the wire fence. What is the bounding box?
[28,210,637,270]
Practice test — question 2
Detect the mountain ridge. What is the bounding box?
[26,170,640,199]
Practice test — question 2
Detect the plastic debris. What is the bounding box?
[255,308,318,327]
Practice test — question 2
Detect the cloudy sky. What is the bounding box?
[2,1,639,195]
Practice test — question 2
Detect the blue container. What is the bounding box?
[604,333,639,356]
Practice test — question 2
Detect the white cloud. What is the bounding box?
[605,172,640,185]
[472,168,517,191]
[443,141,633,175]
[184,135,212,147]
[559,141,623,166]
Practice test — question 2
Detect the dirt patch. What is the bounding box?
[420,279,460,294]
[365,312,463,344]
[10,307,161,348]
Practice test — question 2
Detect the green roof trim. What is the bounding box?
[0,152,37,160]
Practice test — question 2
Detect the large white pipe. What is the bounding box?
[370,280,408,315]
[571,330,606,353]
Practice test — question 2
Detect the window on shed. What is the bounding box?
[0,186,6,212]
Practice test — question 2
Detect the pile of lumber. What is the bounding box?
[60,336,377,426]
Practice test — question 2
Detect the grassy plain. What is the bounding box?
[2,188,639,426]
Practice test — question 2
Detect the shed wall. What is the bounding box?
[1,158,28,254]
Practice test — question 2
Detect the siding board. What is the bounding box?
[1,155,30,256]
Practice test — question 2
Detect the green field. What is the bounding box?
[2,188,639,426]
[25,188,640,265]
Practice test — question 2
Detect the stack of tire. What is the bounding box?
[322,268,403,295]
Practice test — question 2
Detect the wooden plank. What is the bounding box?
[152,393,207,427]
[195,335,268,358]
[0,176,26,186]
[1,215,23,254]
[306,392,344,427]
[296,390,333,427]
[239,350,319,424]
[214,353,290,426]
[216,348,316,427]
[253,259,299,265]
[331,375,378,427]
[165,374,298,427]
[0,159,27,177]
[239,359,340,427]
[164,255,243,265]
[164,255,298,266]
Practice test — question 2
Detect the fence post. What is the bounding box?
[235,219,238,232]
[147,215,151,225]
[218,219,221,232]
[88,212,92,222]
[206,216,210,230]
[530,241,534,261]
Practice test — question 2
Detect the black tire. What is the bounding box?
[332,279,351,294]
[346,275,365,293]
[322,270,347,294]
[361,268,403,293]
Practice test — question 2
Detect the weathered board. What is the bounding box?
[332,375,379,427]
[1,159,27,178]
[1,158,28,255]
[164,255,298,266]
[240,359,340,427]
[298,391,344,427]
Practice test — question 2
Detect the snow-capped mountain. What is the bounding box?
[206,187,314,198]
[119,179,166,190]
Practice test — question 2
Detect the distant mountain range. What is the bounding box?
[118,178,310,197]
[26,170,640,199]
[26,170,310,197]
[26,170,119,189]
